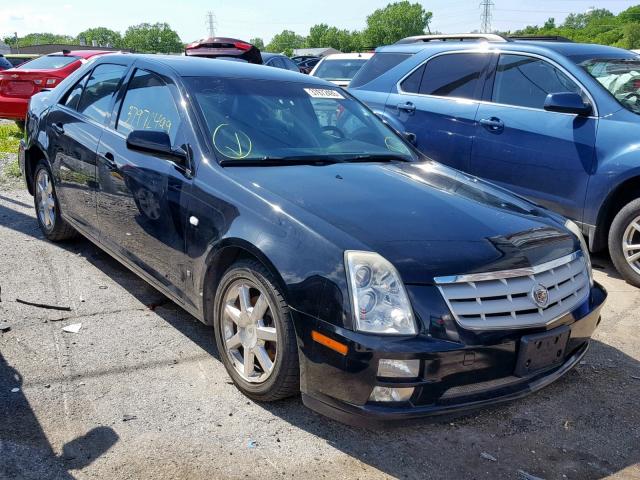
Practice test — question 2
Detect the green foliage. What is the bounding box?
[249,38,265,50]
[363,1,432,48]
[305,24,361,52]
[265,30,305,53]
[4,159,22,178]
[3,33,75,48]
[77,27,122,48]
[121,23,183,53]
[0,123,21,154]
[510,5,640,48]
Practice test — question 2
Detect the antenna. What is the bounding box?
[480,0,494,34]
[206,11,217,39]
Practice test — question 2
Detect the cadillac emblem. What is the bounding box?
[531,284,550,308]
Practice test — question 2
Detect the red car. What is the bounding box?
[0,50,114,124]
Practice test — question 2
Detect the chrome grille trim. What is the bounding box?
[434,252,589,330]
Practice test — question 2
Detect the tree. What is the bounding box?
[122,22,183,53]
[305,24,357,51]
[265,30,304,54]
[363,1,432,48]
[3,33,74,48]
[543,18,556,30]
[622,23,640,49]
[77,27,122,48]
[249,38,265,50]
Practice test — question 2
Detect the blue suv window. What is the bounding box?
[350,53,411,88]
[492,54,581,109]
[418,53,488,100]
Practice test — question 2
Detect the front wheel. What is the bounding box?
[212,259,299,401]
[609,198,640,288]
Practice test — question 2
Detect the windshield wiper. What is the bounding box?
[335,154,412,163]
[219,156,342,167]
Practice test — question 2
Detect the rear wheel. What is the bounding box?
[33,160,77,241]
[213,259,299,401]
[609,198,640,287]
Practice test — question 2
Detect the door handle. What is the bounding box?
[100,152,117,171]
[479,117,504,132]
[51,122,64,135]
[397,102,416,113]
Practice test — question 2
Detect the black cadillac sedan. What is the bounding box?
[19,54,607,425]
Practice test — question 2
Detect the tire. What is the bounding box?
[32,160,77,241]
[608,198,640,288]
[212,259,299,401]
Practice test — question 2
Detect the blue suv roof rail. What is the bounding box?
[395,33,509,44]
[508,35,574,42]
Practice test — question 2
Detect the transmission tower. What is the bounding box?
[480,0,494,33]
[206,11,217,39]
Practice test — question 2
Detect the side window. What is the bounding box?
[284,58,300,72]
[492,54,582,109]
[270,57,285,69]
[61,73,89,110]
[76,64,127,123]
[117,69,181,144]
[400,64,425,94]
[419,53,488,99]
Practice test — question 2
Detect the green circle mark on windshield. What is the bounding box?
[212,124,253,159]
[384,136,410,155]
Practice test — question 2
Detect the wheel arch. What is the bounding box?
[23,143,49,196]
[200,238,287,326]
[594,175,640,252]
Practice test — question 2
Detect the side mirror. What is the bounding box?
[126,130,186,161]
[544,92,592,116]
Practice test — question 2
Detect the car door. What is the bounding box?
[470,53,597,221]
[47,63,127,231]
[384,52,492,171]
[96,67,192,298]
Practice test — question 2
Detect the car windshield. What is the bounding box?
[17,55,79,70]
[184,77,416,163]
[313,59,368,81]
[577,55,640,114]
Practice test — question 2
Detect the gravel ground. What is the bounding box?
[0,185,639,480]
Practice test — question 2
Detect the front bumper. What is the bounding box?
[0,95,28,121]
[296,282,606,426]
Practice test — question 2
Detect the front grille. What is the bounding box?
[435,252,589,330]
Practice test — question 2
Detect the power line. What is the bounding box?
[480,0,494,33]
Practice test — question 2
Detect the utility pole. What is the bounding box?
[14,32,19,54]
[206,11,216,39]
[480,0,494,34]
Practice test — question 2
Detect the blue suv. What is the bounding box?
[349,36,640,287]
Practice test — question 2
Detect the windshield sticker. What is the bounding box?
[385,136,410,154]
[212,124,253,159]
[304,88,345,99]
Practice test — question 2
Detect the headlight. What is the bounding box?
[565,220,593,286]
[345,250,417,335]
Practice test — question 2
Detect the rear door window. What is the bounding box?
[350,53,411,88]
[76,64,127,124]
[117,69,181,145]
[61,73,89,110]
[419,53,489,100]
[400,65,426,94]
[492,54,582,109]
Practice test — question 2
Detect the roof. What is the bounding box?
[292,47,341,57]
[48,50,118,59]
[376,40,630,58]
[321,53,374,60]
[98,54,330,84]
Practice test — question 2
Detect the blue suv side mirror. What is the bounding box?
[544,92,592,116]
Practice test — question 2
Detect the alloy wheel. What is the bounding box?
[623,215,640,275]
[221,280,278,383]
[35,169,56,231]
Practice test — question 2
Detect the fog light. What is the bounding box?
[369,386,414,402]
[377,359,420,378]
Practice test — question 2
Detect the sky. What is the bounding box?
[1,0,637,44]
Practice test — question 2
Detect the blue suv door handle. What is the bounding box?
[479,117,504,132]
[397,102,416,113]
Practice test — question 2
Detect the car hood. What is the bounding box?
[226,161,578,283]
